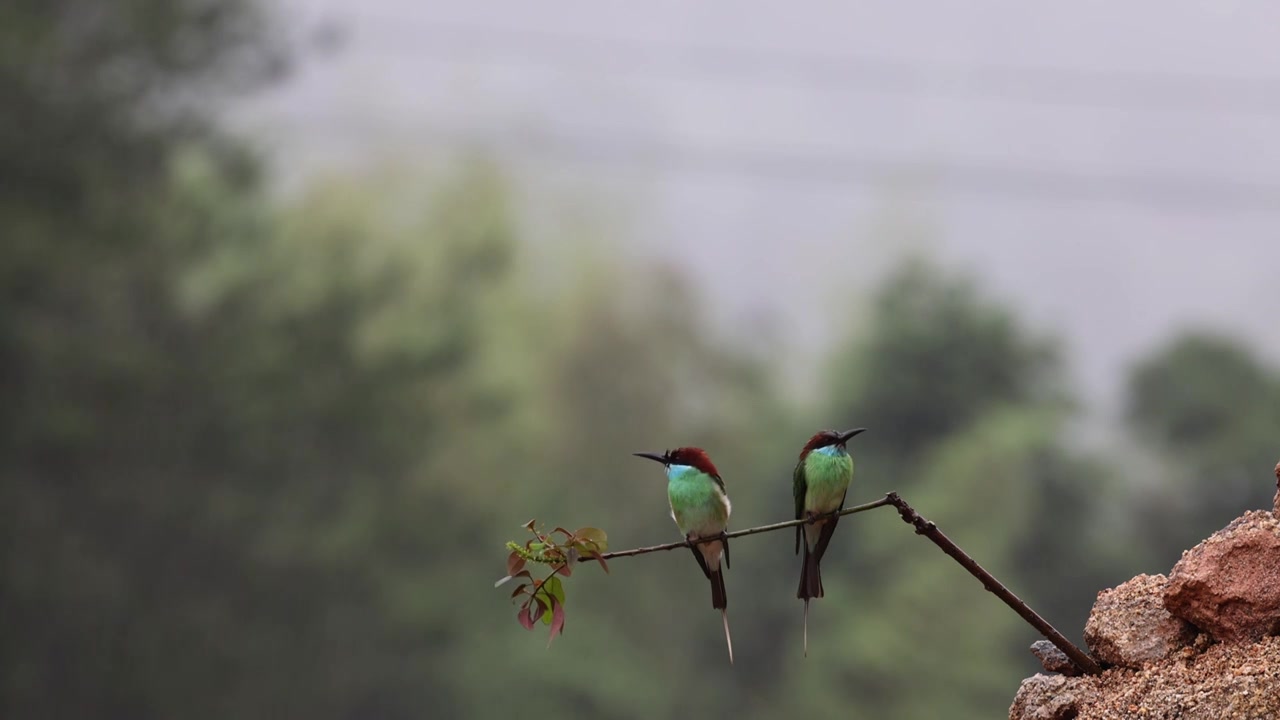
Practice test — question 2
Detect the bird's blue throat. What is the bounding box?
[665,464,697,479]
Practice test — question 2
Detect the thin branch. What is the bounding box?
[570,491,1102,676]
[882,492,1104,676]
[586,495,895,561]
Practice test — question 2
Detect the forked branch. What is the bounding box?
[586,495,895,561]
[570,491,1103,675]
[880,492,1103,675]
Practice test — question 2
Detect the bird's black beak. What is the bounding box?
[632,452,667,465]
[838,427,867,444]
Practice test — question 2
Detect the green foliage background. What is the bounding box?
[3,3,1278,719]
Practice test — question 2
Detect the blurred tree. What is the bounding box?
[192,164,534,718]
[824,256,1064,479]
[450,262,800,720]
[1125,332,1280,564]
[775,256,1118,720]
[1,2,279,717]
[3,137,537,718]
[0,3,1152,717]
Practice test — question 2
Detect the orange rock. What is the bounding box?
[1164,511,1280,643]
[1084,574,1194,668]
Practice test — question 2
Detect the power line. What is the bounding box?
[253,117,1280,214]
[335,18,1280,116]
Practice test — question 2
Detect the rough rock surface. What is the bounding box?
[1030,640,1079,676]
[1165,510,1280,643]
[1013,470,1280,720]
[1009,673,1099,720]
[1274,461,1279,517]
[1011,636,1280,720]
[1085,574,1195,668]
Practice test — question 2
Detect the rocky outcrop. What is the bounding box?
[1013,638,1280,719]
[1165,510,1280,643]
[1009,673,1099,720]
[1084,574,1195,668]
[1029,640,1078,676]
[1011,462,1280,720]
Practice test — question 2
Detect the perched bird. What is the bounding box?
[633,447,734,663]
[794,427,866,655]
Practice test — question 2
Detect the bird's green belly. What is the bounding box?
[804,453,853,513]
[669,480,728,537]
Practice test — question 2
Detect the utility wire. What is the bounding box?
[340,18,1280,116]
[257,118,1280,214]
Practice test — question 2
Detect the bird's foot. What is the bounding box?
[805,510,819,525]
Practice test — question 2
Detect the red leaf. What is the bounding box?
[517,605,535,631]
[513,570,532,581]
[552,527,573,539]
[522,519,537,531]
[555,562,572,577]
[507,552,526,576]
[547,597,566,646]
[593,553,610,574]
[530,597,546,624]
[510,583,529,600]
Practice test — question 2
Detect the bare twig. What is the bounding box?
[570,491,1102,676]
[585,495,895,561]
[881,492,1104,676]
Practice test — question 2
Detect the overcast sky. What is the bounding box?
[238,0,1280,423]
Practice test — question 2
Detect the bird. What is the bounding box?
[794,427,866,656]
[633,447,734,663]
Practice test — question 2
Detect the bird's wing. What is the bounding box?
[793,457,807,555]
[688,543,712,579]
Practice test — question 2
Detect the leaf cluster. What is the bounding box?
[495,521,609,645]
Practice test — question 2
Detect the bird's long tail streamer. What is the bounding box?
[722,609,734,665]
[803,599,810,657]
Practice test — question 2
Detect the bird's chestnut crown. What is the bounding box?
[633,447,721,478]
[799,427,867,458]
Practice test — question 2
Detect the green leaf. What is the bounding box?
[532,591,553,626]
[544,576,566,606]
[573,527,608,552]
